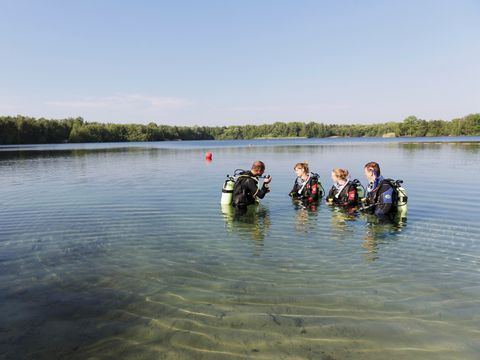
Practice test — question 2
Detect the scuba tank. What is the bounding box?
[394,180,408,218]
[352,179,365,200]
[220,175,235,205]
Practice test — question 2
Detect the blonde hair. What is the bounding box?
[332,168,349,180]
[294,161,309,174]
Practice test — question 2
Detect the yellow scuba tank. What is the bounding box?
[385,179,408,219]
[220,175,235,205]
[395,183,408,218]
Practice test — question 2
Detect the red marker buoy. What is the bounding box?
[205,151,213,160]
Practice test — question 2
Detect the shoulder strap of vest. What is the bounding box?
[236,173,259,184]
[383,178,405,188]
[374,179,386,203]
[374,178,403,204]
[383,178,395,186]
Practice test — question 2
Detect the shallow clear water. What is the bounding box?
[1,138,479,359]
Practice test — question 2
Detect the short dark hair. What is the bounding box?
[251,161,265,172]
[364,161,381,176]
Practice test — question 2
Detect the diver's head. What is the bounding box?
[331,168,349,184]
[294,162,309,178]
[251,161,266,176]
[364,161,380,182]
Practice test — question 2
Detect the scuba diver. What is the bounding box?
[288,162,322,205]
[232,161,272,213]
[326,168,359,208]
[362,161,397,220]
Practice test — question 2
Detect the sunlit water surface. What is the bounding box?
[1,137,479,359]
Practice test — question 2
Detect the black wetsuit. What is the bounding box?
[232,171,269,208]
[326,181,358,207]
[289,174,321,203]
[365,177,396,219]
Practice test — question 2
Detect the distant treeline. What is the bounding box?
[0,114,479,145]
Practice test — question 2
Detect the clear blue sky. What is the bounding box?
[0,0,478,126]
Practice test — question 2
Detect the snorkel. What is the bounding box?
[372,169,380,189]
[365,167,380,193]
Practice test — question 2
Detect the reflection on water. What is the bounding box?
[329,206,358,233]
[400,141,480,152]
[227,199,409,263]
[362,217,406,262]
[327,205,407,262]
[1,138,480,360]
[292,199,319,234]
[221,204,271,250]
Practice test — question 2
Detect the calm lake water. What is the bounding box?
[1,137,479,360]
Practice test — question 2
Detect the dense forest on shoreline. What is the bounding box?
[0,114,479,145]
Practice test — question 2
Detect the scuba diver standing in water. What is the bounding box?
[326,168,359,208]
[363,161,397,220]
[232,161,272,213]
[289,162,322,205]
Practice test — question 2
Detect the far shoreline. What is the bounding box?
[1,114,478,145]
[1,135,479,151]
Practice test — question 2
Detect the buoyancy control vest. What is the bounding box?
[220,169,251,205]
[290,172,324,202]
[327,180,359,207]
[371,178,408,218]
[384,179,408,218]
[232,171,260,207]
[310,173,324,198]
